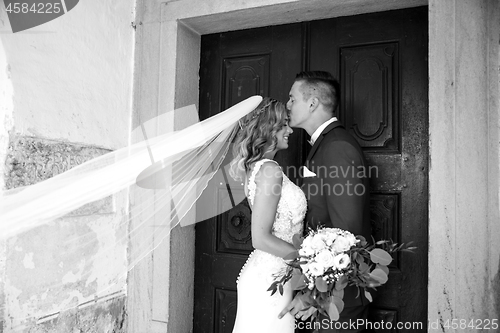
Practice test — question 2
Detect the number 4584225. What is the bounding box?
[442,319,498,330]
[5,2,62,14]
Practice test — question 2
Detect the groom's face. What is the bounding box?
[286,81,310,128]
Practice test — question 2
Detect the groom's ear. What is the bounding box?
[309,97,320,113]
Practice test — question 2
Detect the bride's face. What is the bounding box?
[275,121,293,150]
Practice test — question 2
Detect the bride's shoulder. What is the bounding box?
[249,158,280,172]
[249,159,282,183]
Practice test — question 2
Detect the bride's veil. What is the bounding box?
[0,95,262,327]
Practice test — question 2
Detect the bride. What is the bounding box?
[229,97,307,332]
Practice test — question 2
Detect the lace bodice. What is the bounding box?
[235,158,306,292]
[247,159,306,243]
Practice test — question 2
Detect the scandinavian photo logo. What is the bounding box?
[2,0,79,33]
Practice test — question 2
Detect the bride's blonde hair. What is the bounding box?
[229,97,288,181]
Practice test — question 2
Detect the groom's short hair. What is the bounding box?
[295,71,340,114]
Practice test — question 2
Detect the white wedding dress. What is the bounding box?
[232,159,307,333]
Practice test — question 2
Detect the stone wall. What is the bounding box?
[428,0,500,329]
[28,296,127,333]
[4,135,110,190]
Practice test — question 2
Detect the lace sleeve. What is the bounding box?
[247,159,279,206]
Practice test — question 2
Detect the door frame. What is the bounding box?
[129,1,500,332]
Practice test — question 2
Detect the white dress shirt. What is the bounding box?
[309,117,338,145]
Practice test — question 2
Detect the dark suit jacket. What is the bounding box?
[302,121,372,310]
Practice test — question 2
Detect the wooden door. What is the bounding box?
[193,24,307,333]
[194,7,428,332]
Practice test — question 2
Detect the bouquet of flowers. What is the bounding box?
[268,227,415,321]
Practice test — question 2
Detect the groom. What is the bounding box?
[279,71,372,332]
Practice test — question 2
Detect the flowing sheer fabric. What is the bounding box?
[0,96,262,327]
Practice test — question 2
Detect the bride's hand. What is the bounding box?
[278,293,316,320]
[294,307,317,321]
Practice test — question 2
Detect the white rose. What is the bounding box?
[308,262,325,276]
[299,247,315,257]
[310,234,327,251]
[302,236,313,248]
[325,232,338,246]
[321,227,335,234]
[344,233,358,246]
[333,253,351,270]
[332,236,352,253]
[315,249,336,268]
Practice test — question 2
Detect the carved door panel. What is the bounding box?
[194,7,428,332]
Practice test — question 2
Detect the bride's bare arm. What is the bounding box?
[250,161,297,259]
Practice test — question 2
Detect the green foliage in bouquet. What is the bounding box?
[268,227,416,321]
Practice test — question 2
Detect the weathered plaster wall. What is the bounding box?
[429,0,500,330]
[0,0,135,331]
[4,209,129,330]
[0,27,13,192]
[486,0,500,322]
[487,3,500,318]
[0,25,13,333]
[0,1,133,149]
